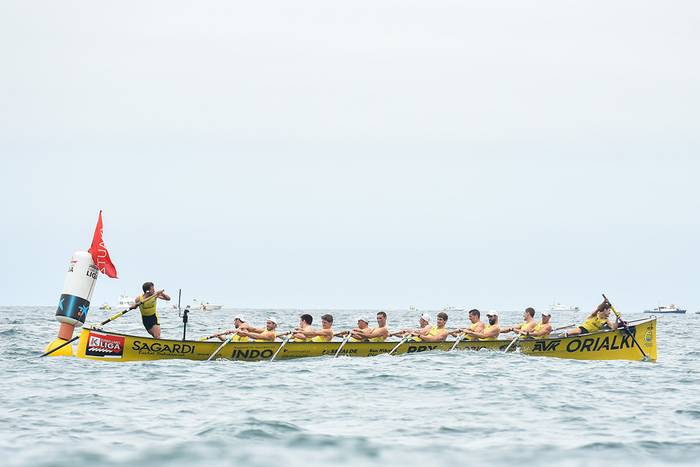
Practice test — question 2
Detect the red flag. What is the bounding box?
[88,210,118,278]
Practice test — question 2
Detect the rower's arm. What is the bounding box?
[608,319,619,330]
[244,330,274,341]
[419,330,448,342]
[158,291,171,301]
[529,325,551,337]
[365,327,388,339]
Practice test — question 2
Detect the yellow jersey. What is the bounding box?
[581,316,608,333]
[137,294,158,317]
[480,324,497,341]
[531,323,550,338]
[369,327,387,342]
[231,333,249,342]
[311,333,332,342]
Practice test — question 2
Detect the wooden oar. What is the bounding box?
[334,331,352,358]
[602,293,650,362]
[206,333,235,361]
[450,332,467,351]
[388,334,410,355]
[198,330,233,341]
[504,323,574,353]
[270,333,293,361]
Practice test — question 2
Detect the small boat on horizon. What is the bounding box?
[644,304,686,314]
[549,302,580,313]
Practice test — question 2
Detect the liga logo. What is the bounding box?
[86,331,125,357]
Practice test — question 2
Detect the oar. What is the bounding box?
[334,331,352,358]
[450,331,467,351]
[602,293,650,362]
[388,334,410,355]
[38,295,157,358]
[206,333,235,361]
[270,333,293,361]
[198,330,233,341]
[504,323,574,353]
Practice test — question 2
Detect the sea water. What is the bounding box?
[1,307,699,466]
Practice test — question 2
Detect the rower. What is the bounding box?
[131,282,171,339]
[464,312,500,341]
[523,311,552,338]
[348,317,371,342]
[391,313,432,341]
[294,314,334,342]
[236,317,278,342]
[351,311,389,342]
[501,307,537,336]
[292,314,315,342]
[452,309,485,341]
[410,312,449,342]
[218,315,249,342]
[564,301,618,336]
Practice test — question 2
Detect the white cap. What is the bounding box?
[487,312,498,317]
[267,316,278,325]
[420,313,431,322]
[233,315,246,323]
[541,311,552,317]
[358,317,370,324]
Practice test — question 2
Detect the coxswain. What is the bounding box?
[501,307,537,336]
[452,309,485,340]
[410,312,449,342]
[131,282,170,339]
[391,313,432,340]
[217,315,250,342]
[294,314,334,342]
[464,312,500,341]
[292,314,316,342]
[564,301,618,336]
[236,317,278,342]
[523,311,553,338]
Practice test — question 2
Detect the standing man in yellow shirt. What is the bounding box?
[131,282,170,339]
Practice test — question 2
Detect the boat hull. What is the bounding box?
[519,318,656,362]
[74,318,656,363]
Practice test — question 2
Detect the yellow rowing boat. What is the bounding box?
[67,317,656,362]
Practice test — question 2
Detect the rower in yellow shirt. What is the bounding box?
[349,312,389,342]
[522,311,553,338]
[131,282,171,339]
[218,315,250,342]
[564,301,618,336]
[410,312,449,342]
[391,313,433,342]
[501,307,537,336]
[293,314,334,342]
[236,317,278,342]
[463,312,500,341]
[451,309,485,341]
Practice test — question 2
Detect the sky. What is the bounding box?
[1,1,698,312]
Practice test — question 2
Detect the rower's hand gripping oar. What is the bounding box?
[38,292,160,358]
[199,330,234,341]
[602,293,650,362]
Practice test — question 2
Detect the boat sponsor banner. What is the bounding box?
[86,331,125,358]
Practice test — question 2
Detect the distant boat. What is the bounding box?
[644,304,686,314]
[549,302,580,312]
[442,306,464,312]
[190,299,222,311]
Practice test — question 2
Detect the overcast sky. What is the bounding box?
[1,1,698,312]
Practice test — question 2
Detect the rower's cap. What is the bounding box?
[420,313,431,322]
[267,316,278,324]
[541,311,552,317]
[487,312,498,317]
[358,317,370,324]
[234,315,246,322]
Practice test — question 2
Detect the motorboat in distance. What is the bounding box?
[644,304,686,314]
[549,302,580,313]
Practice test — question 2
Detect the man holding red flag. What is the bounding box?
[88,210,118,278]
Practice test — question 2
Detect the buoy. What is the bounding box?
[44,251,98,357]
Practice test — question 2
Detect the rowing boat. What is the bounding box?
[66,317,656,363]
